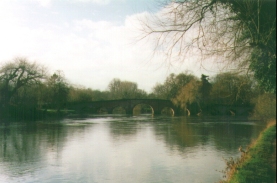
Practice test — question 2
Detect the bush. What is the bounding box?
[252,93,276,120]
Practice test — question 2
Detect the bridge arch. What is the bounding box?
[161,107,175,116]
[133,103,154,115]
[97,107,109,114]
[112,106,127,114]
[65,99,177,116]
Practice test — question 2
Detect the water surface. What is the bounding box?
[0,115,265,183]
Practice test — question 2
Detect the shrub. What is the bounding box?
[251,93,276,120]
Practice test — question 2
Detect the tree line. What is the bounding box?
[0,58,150,119]
[0,57,275,120]
[151,71,274,118]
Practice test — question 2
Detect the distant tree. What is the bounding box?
[68,87,110,102]
[198,74,212,110]
[12,83,44,108]
[152,72,196,99]
[210,72,257,106]
[0,58,46,107]
[68,87,93,102]
[91,90,110,101]
[135,89,148,99]
[152,83,168,99]
[108,78,146,99]
[118,81,139,99]
[46,71,69,110]
[172,78,200,115]
[162,73,178,99]
[108,78,121,99]
[147,92,158,99]
[35,82,48,109]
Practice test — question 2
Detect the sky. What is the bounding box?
[0,0,219,92]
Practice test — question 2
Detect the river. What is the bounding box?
[0,115,265,183]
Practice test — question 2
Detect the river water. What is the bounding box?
[0,115,265,183]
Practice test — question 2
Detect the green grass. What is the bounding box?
[221,122,276,183]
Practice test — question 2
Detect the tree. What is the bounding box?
[140,0,276,93]
[209,72,256,106]
[68,87,110,102]
[152,72,196,99]
[152,83,169,99]
[12,83,44,107]
[108,78,121,99]
[108,78,147,99]
[90,89,110,101]
[172,78,200,115]
[252,93,276,120]
[0,58,46,107]
[68,86,94,102]
[198,74,212,110]
[46,71,69,110]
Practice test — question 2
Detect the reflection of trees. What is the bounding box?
[108,121,139,141]
[210,119,263,153]
[151,117,264,155]
[152,117,200,153]
[0,121,87,176]
[107,116,264,157]
[107,117,207,150]
[1,123,63,162]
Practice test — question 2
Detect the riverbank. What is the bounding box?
[220,120,276,183]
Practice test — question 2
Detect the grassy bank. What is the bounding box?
[221,120,276,183]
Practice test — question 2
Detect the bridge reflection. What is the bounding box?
[64,99,176,116]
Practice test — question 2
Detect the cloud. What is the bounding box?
[0,2,218,92]
[73,0,111,5]
[31,0,113,7]
[30,0,52,7]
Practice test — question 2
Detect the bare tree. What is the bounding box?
[140,0,276,92]
[0,57,47,107]
[108,78,140,99]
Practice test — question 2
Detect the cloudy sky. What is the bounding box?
[0,0,218,92]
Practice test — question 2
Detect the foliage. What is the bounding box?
[172,78,200,115]
[155,71,262,116]
[251,93,276,121]
[107,78,147,99]
[250,47,276,93]
[151,83,168,99]
[68,87,94,102]
[12,83,42,107]
[90,90,110,101]
[172,74,212,115]
[45,71,69,110]
[210,72,257,106]
[198,74,212,110]
[0,58,46,107]
[152,72,196,100]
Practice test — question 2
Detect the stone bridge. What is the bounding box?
[65,99,177,115]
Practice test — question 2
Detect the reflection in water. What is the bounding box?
[0,116,264,183]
